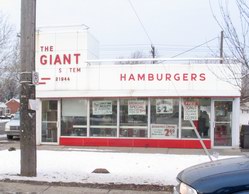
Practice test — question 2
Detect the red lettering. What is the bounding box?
[74,53,80,64]
[40,55,47,65]
[191,73,197,81]
[148,73,154,81]
[156,74,163,81]
[120,74,126,81]
[183,73,188,81]
[63,54,71,64]
[174,73,180,81]
[128,74,135,81]
[166,74,171,81]
[200,73,206,81]
[138,74,145,81]
[40,46,53,52]
[50,55,53,65]
[39,53,81,65]
[118,73,206,82]
[54,54,62,64]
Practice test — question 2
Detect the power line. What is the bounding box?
[171,37,218,58]
[127,0,153,45]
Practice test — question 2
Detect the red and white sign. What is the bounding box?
[128,100,146,115]
[151,124,177,138]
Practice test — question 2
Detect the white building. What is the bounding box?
[35,26,241,149]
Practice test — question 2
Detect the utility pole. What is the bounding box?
[151,44,155,64]
[220,30,224,64]
[20,0,37,176]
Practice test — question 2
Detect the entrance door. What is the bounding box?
[214,101,233,146]
[42,100,58,143]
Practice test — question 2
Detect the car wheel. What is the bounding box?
[7,135,13,140]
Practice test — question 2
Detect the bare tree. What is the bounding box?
[115,49,158,65]
[210,0,249,104]
[0,12,20,101]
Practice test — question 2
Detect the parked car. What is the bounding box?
[174,156,249,194]
[5,112,20,139]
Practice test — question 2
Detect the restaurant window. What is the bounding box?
[150,98,179,138]
[90,99,117,137]
[119,98,148,138]
[181,98,211,139]
[42,100,58,142]
[61,99,87,136]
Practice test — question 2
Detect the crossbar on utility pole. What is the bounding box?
[20,0,37,176]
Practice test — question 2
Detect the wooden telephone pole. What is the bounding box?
[220,31,224,64]
[151,45,155,64]
[20,0,37,176]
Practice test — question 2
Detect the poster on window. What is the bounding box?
[183,101,198,120]
[93,101,112,115]
[128,100,146,115]
[151,124,177,138]
[156,99,173,114]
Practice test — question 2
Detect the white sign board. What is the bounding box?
[128,100,146,115]
[92,101,112,115]
[156,99,173,114]
[35,29,241,98]
[151,124,177,138]
[183,101,198,121]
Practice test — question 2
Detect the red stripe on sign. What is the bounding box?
[38,82,46,85]
[41,77,51,80]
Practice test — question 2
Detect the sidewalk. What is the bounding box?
[37,144,246,156]
[0,181,169,194]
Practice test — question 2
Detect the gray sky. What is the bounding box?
[0,0,237,58]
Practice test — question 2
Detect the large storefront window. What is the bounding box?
[181,98,211,139]
[150,98,179,138]
[120,98,148,137]
[58,97,214,140]
[61,99,87,136]
[90,99,117,137]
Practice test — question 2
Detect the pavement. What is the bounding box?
[0,139,248,193]
[0,181,169,194]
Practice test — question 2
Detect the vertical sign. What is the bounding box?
[184,101,198,120]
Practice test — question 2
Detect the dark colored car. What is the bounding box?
[174,156,249,194]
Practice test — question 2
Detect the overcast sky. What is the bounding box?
[0,0,238,58]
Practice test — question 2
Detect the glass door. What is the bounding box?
[214,101,232,146]
[42,100,58,143]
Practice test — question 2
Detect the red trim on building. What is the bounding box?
[60,137,211,149]
[41,77,51,80]
[38,82,46,85]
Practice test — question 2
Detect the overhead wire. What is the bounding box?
[170,37,219,58]
[127,0,154,45]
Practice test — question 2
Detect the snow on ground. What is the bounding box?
[0,134,6,138]
[0,149,238,186]
[0,119,10,123]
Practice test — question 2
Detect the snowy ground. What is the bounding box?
[0,148,238,186]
